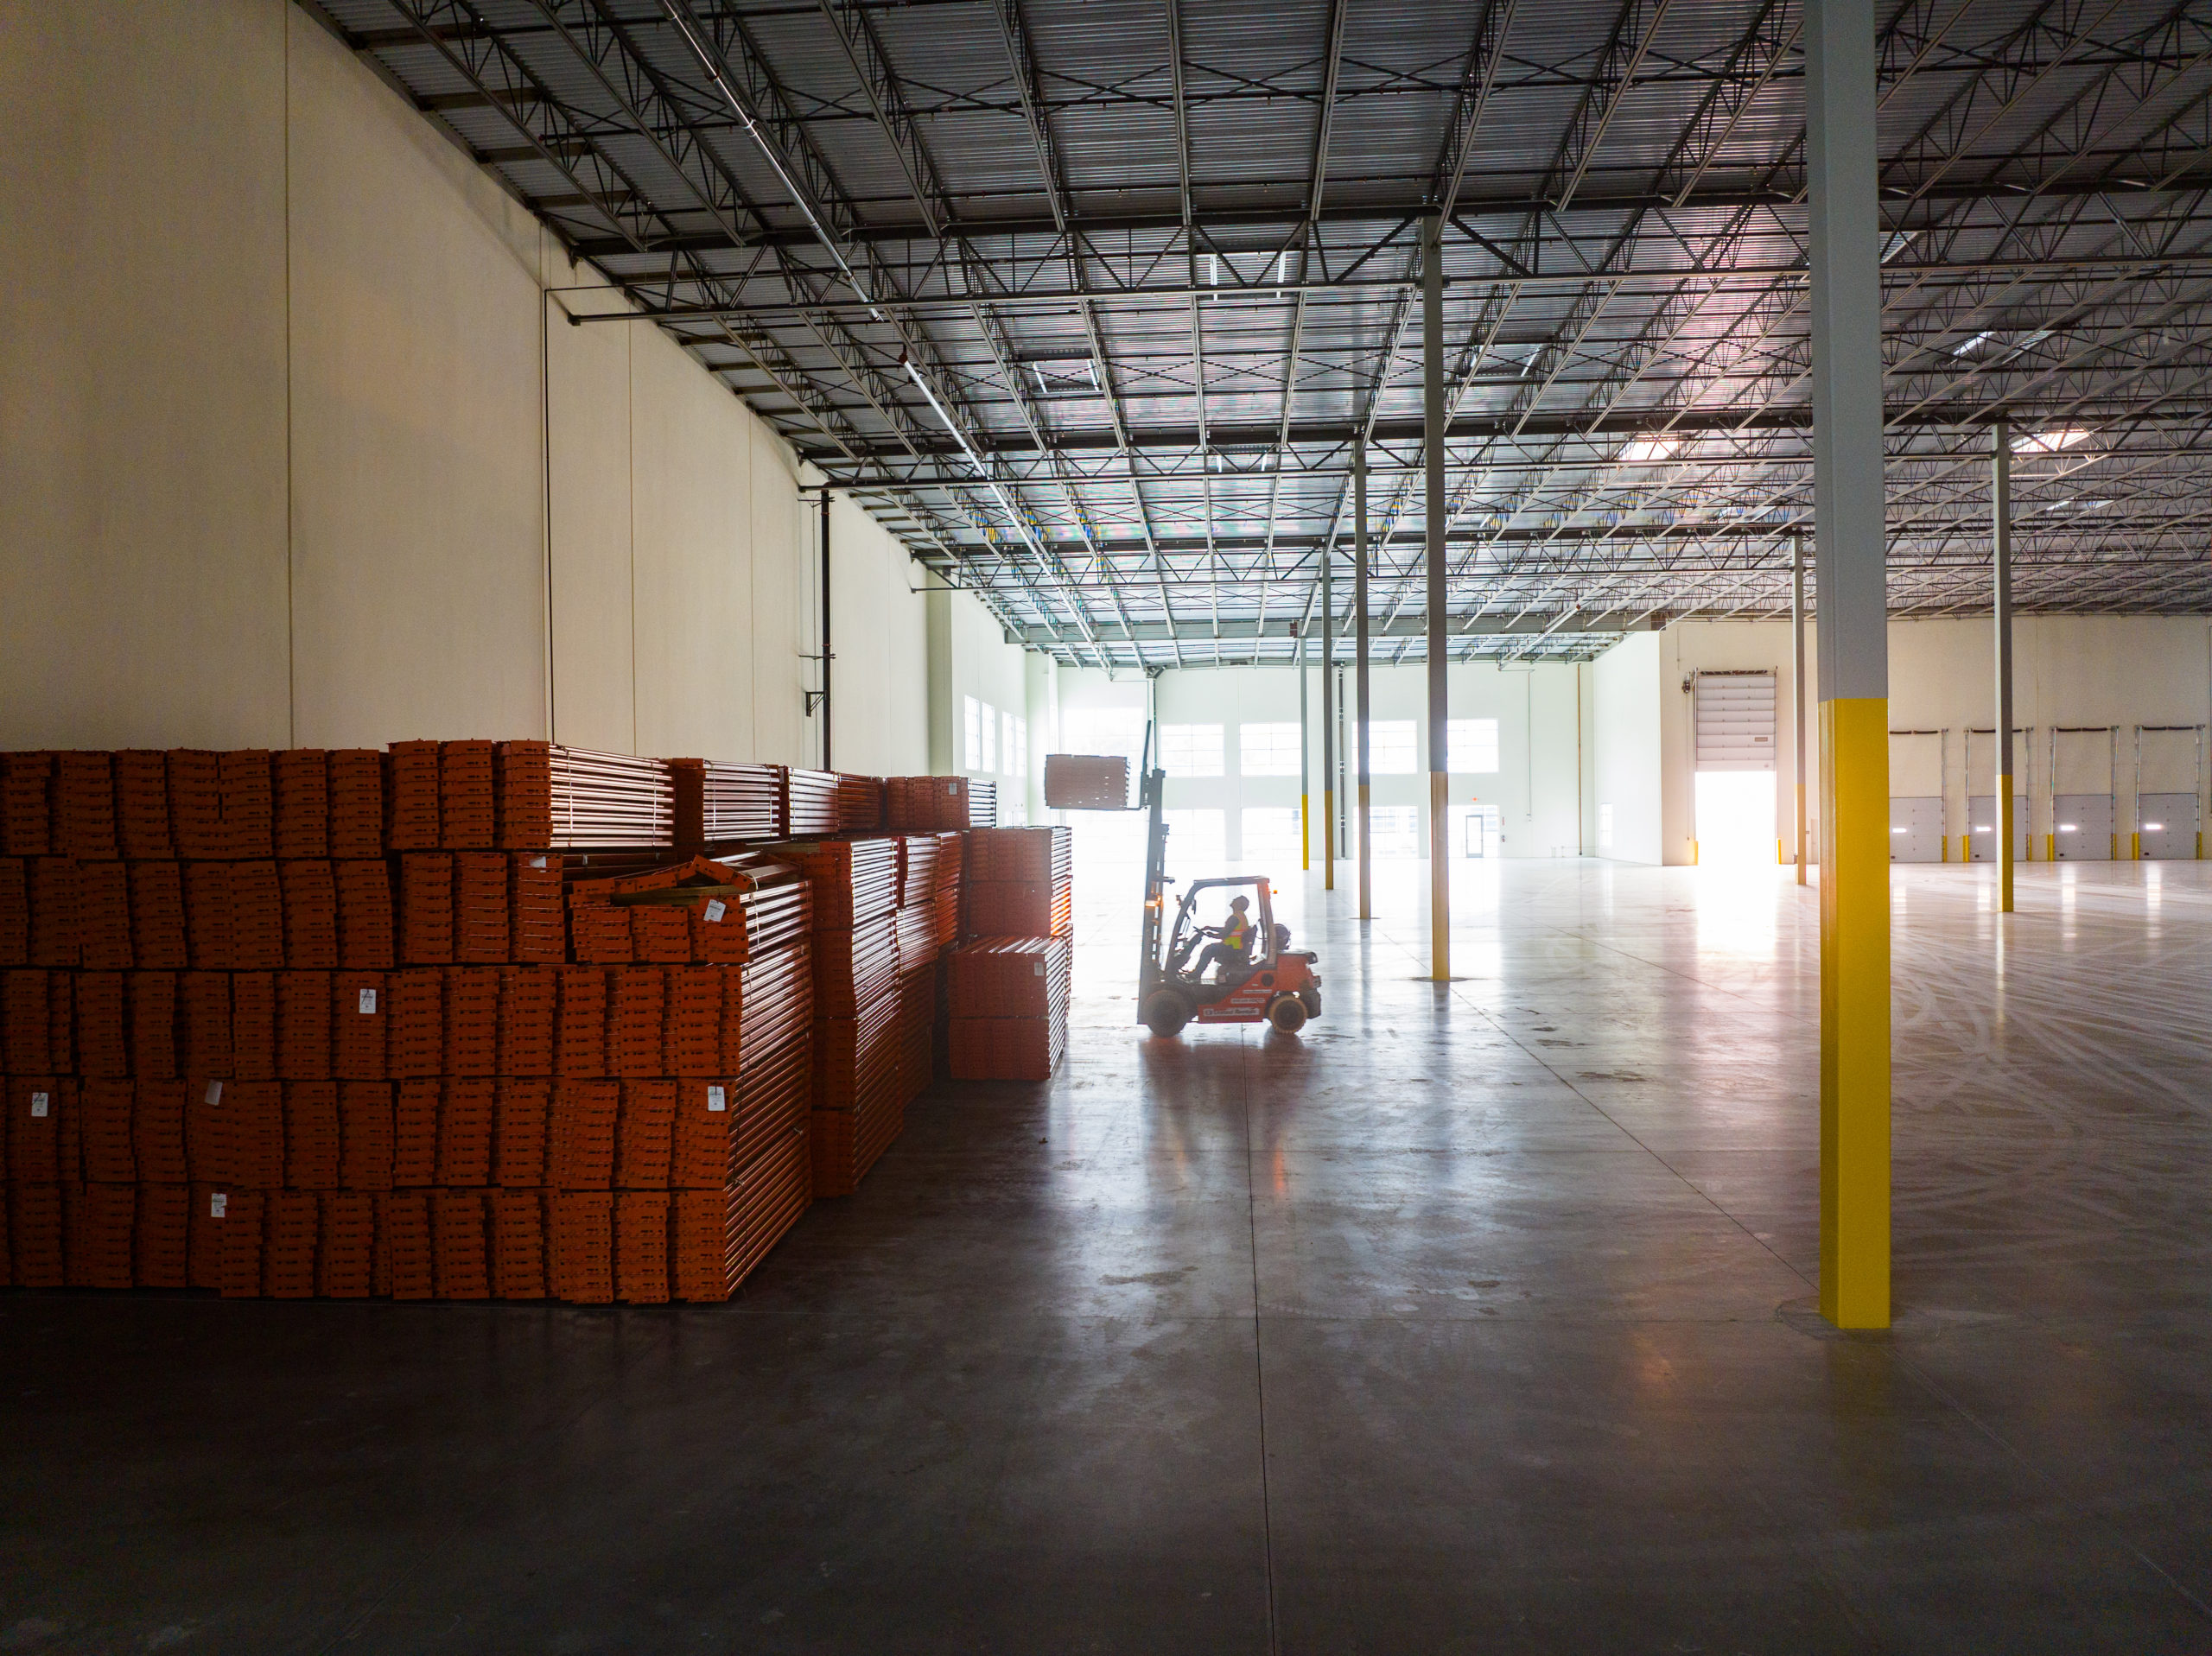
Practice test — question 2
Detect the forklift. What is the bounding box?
[1135,731,1322,1037]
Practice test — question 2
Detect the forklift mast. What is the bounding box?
[1138,721,1168,1011]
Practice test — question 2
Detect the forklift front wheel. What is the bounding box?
[1267,994,1308,1034]
[1142,990,1192,1037]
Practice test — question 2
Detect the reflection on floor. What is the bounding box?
[5,858,2212,1651]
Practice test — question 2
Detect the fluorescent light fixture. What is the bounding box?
[1974,824,1991,832]
[1951,330,1996,356]
[1891,827,1907,834]
[1620,437,1678,464]
[2146,822,2165,831]
[2059,822,2078,831]
[2019,428,2090,454]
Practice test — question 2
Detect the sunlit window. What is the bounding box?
[1161,723,1224,777]
[964,696,981,771]
[1370,720,1418,775]
[1447,718,1499,774]
[1239,807,1300,863]
[1239,723,1301,777]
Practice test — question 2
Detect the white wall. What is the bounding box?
[928,582,1033,816]
[1593,632,1664,866]
[1593,615,2212,864]
[827,494,928,777]
[1053,660,1591,862]
[0,0,928,765]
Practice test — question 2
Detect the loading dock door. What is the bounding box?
[2138,793,2199,860]
[1967,796,2028,863]
[2053,794,2116,860]
[1694,672,1776,770]
[1890,797,1945,862]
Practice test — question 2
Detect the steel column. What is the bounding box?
[1356,438,1373,921]
[1423,213,1451,979]
[1993,419,2016,910]
[1808,0,1890,1331]
[1322,533,1336,888]
[821,491,835,771]
[1299,631,1311,870]
[1784,531,1804,882]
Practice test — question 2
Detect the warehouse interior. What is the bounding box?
[7,0,2212,1647]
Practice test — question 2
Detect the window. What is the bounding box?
[1014,716,1028,778]
[1001,709,1016,775]
[1160,723,1224,777]
[1370,720,1418,775]
[1062,707,1147,771]
[1163,809,1226,864]
[1239,807,1301,865]
[1366,804,1420,859]
[980,701,996,771]
[1447,718,1500,775]
[1238,722,1301,777]
[964,696,982,771]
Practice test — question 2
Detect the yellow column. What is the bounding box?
[1821,700,1891,1327]
[1809,0,1889,1329]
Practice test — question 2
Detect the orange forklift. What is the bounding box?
[1135,732,1322,1037]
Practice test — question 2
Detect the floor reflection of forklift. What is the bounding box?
[1136,735,1322,1037]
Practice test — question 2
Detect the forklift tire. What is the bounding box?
[1267,995,1307,1033]
[1142,990,1192,1037]
[1298,987,1321,1019]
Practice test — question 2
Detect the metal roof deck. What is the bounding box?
[306,0,2212,667]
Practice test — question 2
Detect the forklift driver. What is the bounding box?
[1193,894,1255,982]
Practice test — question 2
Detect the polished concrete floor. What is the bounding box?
[5,855,2212,1652]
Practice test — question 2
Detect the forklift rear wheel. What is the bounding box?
[1142,990,1192,1037]
[1298,987,1321,1019]
[1267,995,1307,1033]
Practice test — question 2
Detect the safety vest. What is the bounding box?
[1222,912,1250,950]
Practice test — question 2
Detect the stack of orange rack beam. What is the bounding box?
[945,936,1073,1082]
[0,741,833,1305]
[963,826,1074,941]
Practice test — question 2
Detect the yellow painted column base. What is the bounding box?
[1300,793,1310,871]
[1323,790,1336,889]
[1996,777,2015,913]
[1820,697,1891,1330]
[1427,771,1450,980]
[1356,782,1373,920]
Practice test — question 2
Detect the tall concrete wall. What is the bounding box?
[0,1,930,769]
[1595,615,2212,864]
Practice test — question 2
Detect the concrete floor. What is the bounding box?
[5,855,2212,1652]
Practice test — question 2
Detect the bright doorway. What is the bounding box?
[1694,771,1777,866]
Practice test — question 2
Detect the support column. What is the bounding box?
[1809,0,1890,1330]
[1355,439,1374,921]
[1423,213,1451,978]
[1322,537,1336,889]
[1993,420,2016,911]
[1793,531,1808,885]
[1299,631,1311,871]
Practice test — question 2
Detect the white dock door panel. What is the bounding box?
[2054,794,2116,860]
[1695,672,1776,771]
[1967,796,2028,862]
[1889,797,1945,862]
[2138,793,2198,860]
